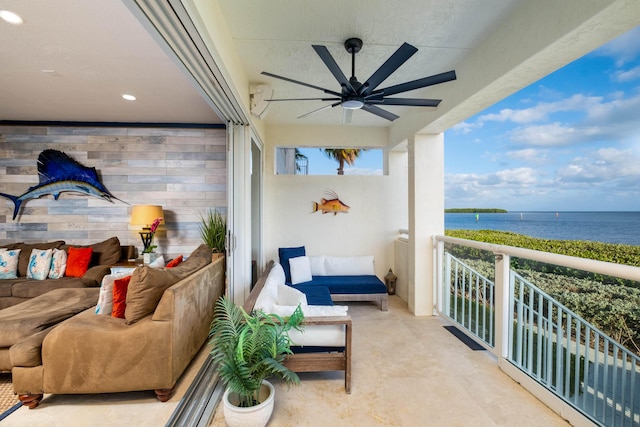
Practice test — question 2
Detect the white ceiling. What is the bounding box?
[217,0,523,127]
[0,0,222,124]
[1,0,638,131]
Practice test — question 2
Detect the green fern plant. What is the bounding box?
[199,208,226,253]
[208,296,305,407]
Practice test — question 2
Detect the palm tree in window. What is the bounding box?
[321,149,364,175]
[294,149,308,175]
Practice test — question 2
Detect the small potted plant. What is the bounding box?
[209,296,304,427]
[199,208,226,259]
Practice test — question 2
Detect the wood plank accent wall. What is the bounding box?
[0,125,227,260]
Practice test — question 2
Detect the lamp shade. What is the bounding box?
[130,205,164,227]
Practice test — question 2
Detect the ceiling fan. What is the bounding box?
[262,37,457,122]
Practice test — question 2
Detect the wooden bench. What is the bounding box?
[243,260,352,393]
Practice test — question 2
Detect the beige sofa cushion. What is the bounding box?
[124,244,212,324]
[0,287,99,347]
[124,267,180,324]
[61,236,121,267]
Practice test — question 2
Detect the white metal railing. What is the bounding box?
[432,235,640,427]
[444,253,494,348]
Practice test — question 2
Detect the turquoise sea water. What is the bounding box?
[445,211,640,246]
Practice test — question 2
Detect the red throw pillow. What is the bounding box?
[65,247,93,277]
[111,275,132,318]
[166,255,183,268]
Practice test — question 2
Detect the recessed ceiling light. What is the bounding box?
[122,94,136,101]
[0,10,23,25]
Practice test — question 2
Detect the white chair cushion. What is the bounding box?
[324,255,375,275]
[289,256,312,284]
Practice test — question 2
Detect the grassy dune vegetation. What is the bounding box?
[445,229,640,355]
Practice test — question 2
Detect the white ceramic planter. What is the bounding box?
[222,380,275,427]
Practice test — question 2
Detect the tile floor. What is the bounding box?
[210,296,570,426]
[3,296,570,426]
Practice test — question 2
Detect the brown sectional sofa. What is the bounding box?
[0,237,134,310]
[9,244,224,408]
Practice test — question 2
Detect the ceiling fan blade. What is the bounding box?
[359,42,418,96]
[261,71,342,97]
[266,97,341,102]
[366,98,441,107]
[298,101,341,119]
[361,104,399,121]
[312,45,356,93]
[342,108,353,125]
[373,70,457,97]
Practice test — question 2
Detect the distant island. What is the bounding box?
[445,208,508,213]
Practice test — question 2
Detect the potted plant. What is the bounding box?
[209,296,304,427]
[199,208,226,257]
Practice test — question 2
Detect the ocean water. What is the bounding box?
[445,211,640,246]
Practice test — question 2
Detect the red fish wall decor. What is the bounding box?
[312,189,350,215]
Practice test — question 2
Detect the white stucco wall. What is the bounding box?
[263,124,407,279]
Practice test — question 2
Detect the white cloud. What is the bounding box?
[612,66,640,82]
[506,91,640,147]
[477,94,602,125]
[556,147,640,183]
[450,121,481,134]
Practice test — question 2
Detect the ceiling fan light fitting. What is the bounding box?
[342,99,364,109]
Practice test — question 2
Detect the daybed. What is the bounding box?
[0,237,135,310]
[279,246,388,311]
[245,260,352,393]
[8,244,224,408]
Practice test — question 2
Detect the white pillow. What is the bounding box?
[48,248,67,279]
[0,249,20,279]
[277,283,307,307]
[324,256,375,275]
[308,256,326,276]
[95,271,132,315]
[289,256,312,284]
[148,255,165,268]
[27,248,53,280]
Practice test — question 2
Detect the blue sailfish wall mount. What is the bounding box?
[0,149,127,220]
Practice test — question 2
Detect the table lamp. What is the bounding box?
[130,205,164,253]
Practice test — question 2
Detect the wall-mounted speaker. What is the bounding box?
[250,85,273,119]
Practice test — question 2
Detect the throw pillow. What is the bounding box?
[289,256,312,285]
[166,255,183,268]
[111,275,132,318]
[96,271,133,315]
[277,283,308,307]
[0,249,21,279]
[124,266,180,324]
[278,246,306,283]
[48,248,67,279]
[65,247,93,277]
[26,248,53,280]
[308,256,326,276]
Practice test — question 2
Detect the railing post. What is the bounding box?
[435,239,445,314]
[494,253,511,359]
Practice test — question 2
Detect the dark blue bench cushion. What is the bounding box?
[290,275,387,295]
[291,284,333,306]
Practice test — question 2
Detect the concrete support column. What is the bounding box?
[408,133,444,316]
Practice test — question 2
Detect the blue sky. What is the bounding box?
[446,25,640,212]
[298,25,640,211]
